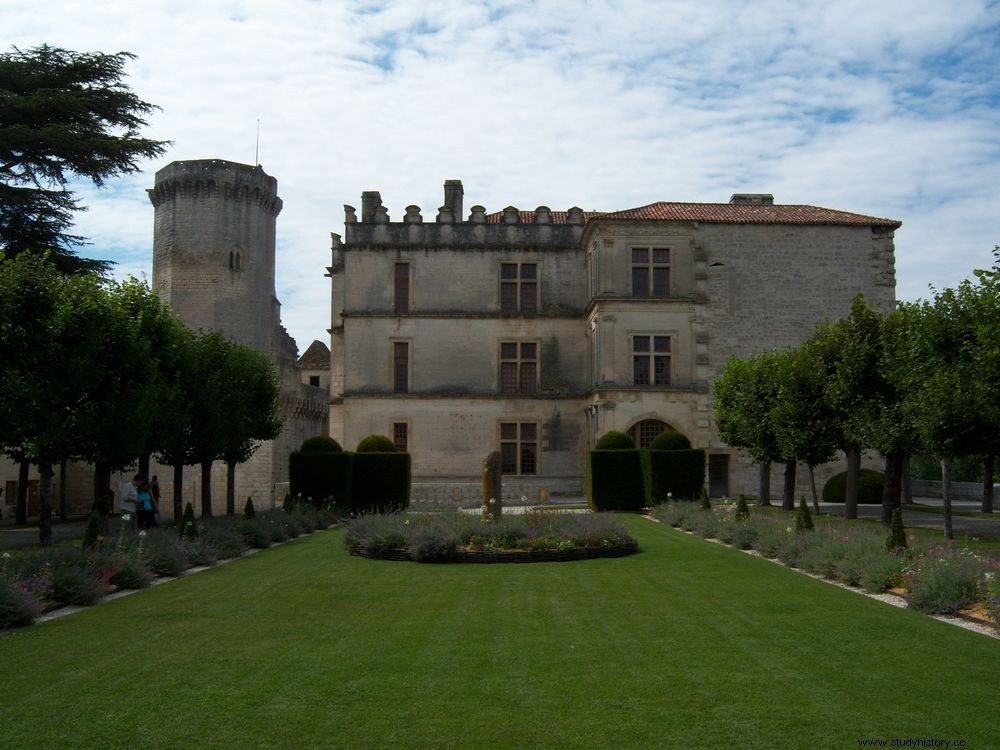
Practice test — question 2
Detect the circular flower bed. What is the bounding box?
[344,511,638,563]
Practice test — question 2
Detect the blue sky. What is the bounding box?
[9,0,1000,350]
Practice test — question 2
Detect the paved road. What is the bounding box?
[817,498,1000,541]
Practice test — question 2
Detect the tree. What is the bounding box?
[185,331,232,518]
[0,45,168,274]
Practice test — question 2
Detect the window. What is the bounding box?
[631,248,669,298]
[392,422,409,451]
[500,422,537,475]
[500,262,538,313]
[394,263,409,314]
[499,342,537,394]
[308,375,320,387]
[628,420,669,449]
[632,335,670,386]
[393,342,409,393]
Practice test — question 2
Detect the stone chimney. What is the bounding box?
[729,193,774,205]
[361,190,382,222]
[444,179,464,223]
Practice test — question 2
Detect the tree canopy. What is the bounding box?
[0,44,168,274]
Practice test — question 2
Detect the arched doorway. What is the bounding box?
[627,419,680,448]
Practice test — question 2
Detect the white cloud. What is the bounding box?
[8,0,999,349]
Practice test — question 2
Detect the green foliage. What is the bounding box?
[351,453,411,513]
[141,529,187,577]
[795,496,814,531]
[886,507,907,552]
[109,558,151,590]
[908,453,985,482]
[82,511,101,551]
[0,44,168,274]
[243,497,256,518]
[179,502,197,539]
[594,431,635,450]
[588,450,645,511]
[713,352,783,465]
[51,565,105,606]
[289,451,352,510]
[643,449,706,504]
[0,576,40,627]
[648,430,691,451]
[699,488,711,511]
[906,551,983,614]
[299,435,342,453]
[355,435,397,453]
[735,495,750,520]
[822,469,884,504]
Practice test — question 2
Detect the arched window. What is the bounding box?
[235,252,241,271]
[628,419,670,448]
[228,251,234,270]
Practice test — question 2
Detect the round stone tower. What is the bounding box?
[148,159,283,352]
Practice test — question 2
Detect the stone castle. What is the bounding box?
[0,158,900,517]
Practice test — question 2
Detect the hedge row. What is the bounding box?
[588,448,706,511]
[289,451,410,513]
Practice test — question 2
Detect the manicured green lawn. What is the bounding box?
[1,516,997,749]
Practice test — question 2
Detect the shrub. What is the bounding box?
[109,559,152,590]
[289,451,352,510]
[351,452,411,513]
[588,449,644,511]
[244,497,256,518]
[183,538,218,568]
[409,525,459,562]
[886,507,907,552]
[0,577,41,628]
[142,530,188,577]
[200,518,247,559]
[650,502,688,528]
[906,550,984,614]
[51,566,105,606]
[799,536,849,579]
[82,511,102,551]
[179,502,198,540]
[356,435,396,453]
[238,517,273,549]
[643,449,706,503]
[859,554,906,594]
[735,495,750,520]
[300,435,343,453]
[649,430,691,450]
[728,520,759,550]
[822,469,885,504]
[795,497,814,531]
[699,488,711,511]
[594,431,635,450]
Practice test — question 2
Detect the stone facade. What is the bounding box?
[331,183,900,502]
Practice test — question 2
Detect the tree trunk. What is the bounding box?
[58,459,68,521]
[982,454,994,514]
[200,461,213,518]
[757,462,771,506]
[38,461,54,547]
[226,460,236,516]
[808,464,819,514]
[16,459,29,525]
[881,451,903,526]
[92,461,112,515]
[172,463,184,523]
[139,451,151,481]
[844,446,860,520]
[901,451,913,504]
[782,460,796,510]
[941,456,954,540]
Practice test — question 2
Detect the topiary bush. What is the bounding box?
[649,430,692,451]
[822,469,885,504]
[82,511,102,551]
[795,496,814,531]
[243,497,256,518]
[886,507,907,552]
[643,449,706,503]
[735,495,750,520]
[300,435,343,453]
[289,451,352,510]
[588,449,645,511]
[356,434,397,453]
[594,431,635,450]
[179,502,198,539]
[351,452,411,513]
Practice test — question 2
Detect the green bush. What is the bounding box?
[109,559,152,590]
[82,511,102,551]
[886,507,907,552]
[735,495,750,520]
[199,518,247,559]
[142,530,188,577]
[822,469,884,504]
[351,452,411,513]
[356,435,397,453]
[643,449,706,503]
[649,430,691,451]
[51,566,105,606]
[289,451,352,510]
[795,497,814,531]
[588,450,645,511]
[243,497,256,518]
[238,517,273,549]
[594,431,635,450]
[300,435,343,453]
[906,551,983,614]
[179,502,198,540]
[0,577,40,628]
[409,525,459,562]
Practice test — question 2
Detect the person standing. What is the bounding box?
[149,475,161,527]
[136,478,155,530]
[120,474,139,527]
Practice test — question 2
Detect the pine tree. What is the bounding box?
[795,496,814,531]
[179,501,198,539]
[886,507,907,552]
[244,497,256,518]
[735,495,750,520]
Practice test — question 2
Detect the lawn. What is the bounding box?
[1,516,997,749]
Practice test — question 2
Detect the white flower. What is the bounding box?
[122,513,131,521]
[786,526,793,533]
[521,495,527,504]
[139,530,147,537]
[2,552,10,559]
[489,497,495,505]
[667,492,673,499]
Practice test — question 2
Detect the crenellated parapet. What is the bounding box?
[147,159,283,217]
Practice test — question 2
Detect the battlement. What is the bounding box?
[343,179,586,248]
[147,159,283,217]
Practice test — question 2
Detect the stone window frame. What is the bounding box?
[628,419,670,449]
[391,339,411,394]
[631,334,671,386]
[393,261,411,315]
[499,421,538,475]
[308,375,321,388]
[499,261,540,314]
[630,247,670,298]
[499,340,539,395]
[391,420,410,451]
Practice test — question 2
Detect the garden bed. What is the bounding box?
[351,539,638,563]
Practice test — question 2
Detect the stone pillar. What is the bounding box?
[482,452,502,521]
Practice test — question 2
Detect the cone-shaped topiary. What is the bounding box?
[735,495,750,520]
[595,431,635,450]
[795,496,814,531]
[179,501,198,539]
[300,435,343,453]
[886,507,907,552]
[244,497,256,518]
[649,430,692,451]
[82,511,101,551]
[356,434,397,453]
[699,487,711,510]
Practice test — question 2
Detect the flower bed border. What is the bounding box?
[349,540,639,564]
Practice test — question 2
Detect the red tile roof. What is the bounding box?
[484,210,604,224]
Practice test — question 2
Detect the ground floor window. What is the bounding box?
[500,422,537,475]
[392,422,409,452]
[628,419,669,448]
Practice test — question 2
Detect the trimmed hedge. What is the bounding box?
[594,431,635,450]
[289,451,352,509]
[356,435,397,453]
[649,430,692,451]
[643,449,706,503]
[588,450,645,511]
[300,435,342,453]
[351,452,411,513]
[822,469,885,504]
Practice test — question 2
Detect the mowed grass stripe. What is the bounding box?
[1,517,997,749]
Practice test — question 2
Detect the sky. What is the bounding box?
[8,0,1000,352]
